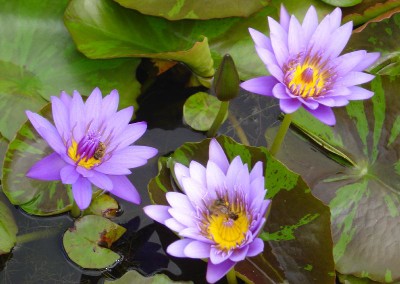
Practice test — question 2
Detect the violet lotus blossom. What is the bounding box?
[26,88,157,210]
[240,5,380,125]
[144,139,270,283]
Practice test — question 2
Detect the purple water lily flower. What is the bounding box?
[240,5,380,125]
[144,139,270,283]
[26,88,157,210]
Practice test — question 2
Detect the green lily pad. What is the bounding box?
[64,0,335,82]
[148,135,335,283]
[63,215,126,269]
[343,1,400,26]
[113,0,268,20]
[278,74,400,282]
[0,0,141,141]
[183,92,227,131]
[320,0,362,7]
[2,104,74,216]
[83,193,120,219]
[105,269,192,283]
[0,198,18,254]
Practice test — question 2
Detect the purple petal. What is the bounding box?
[166,239,192,258]
[324,22,352,60]
[250,177,266,209]
[184,240,211,258]
[249,28,272,50]
[76,166,94,177]
[338,71,375,86]
[109,122,147,151]
[302,6,318,43]
[102,89,119,119]
[328,8,342,31]
[209,139,229,173]
[209,247,232,264]
[206,161,226,196]
[101,145,156,171]
[174,163,189,190]
[165,218,186,232]
[334,50,367,74]
[240,76,279,97]
[268,17,289,67]
[316,96,348,107]
[87,171,113,191]
[181,177,208,206]
[299,97,319,110]
[72,177,93,210]
[166,192,194,211]
[85,88,102,126]
[26,152,65,181]
[168,208,196,228]
[108,175,141,204]
[143,205,171,224]
[206,260,236,284]
[51,96,70,140]
[255,47,282,78]
[104,107,133,138]
[288,15,304,56]
[353,52,380,71]
[232,164,251,198]
[308,10,334,54]
[70,91,85,142]
[279,4,290,31]
[25,111,65,154]
[250,161,263,181]
[230,245,249,262]
[279,98,302,113]
[346,86,374,100]
[246,238,264,257]
[226,156,244,190]
[179,227,212,243]
[94,161,131,175]
[189,160,207,188]
[305,105,336,126]
[59,91,72,108]
[60,164,80,184]
[272,83,291,99]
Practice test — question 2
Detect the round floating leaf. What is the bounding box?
[148,135,335,283]
[64,0,334,81]
[2,104,74,216]
[183,92,227,131]
[0,0,141,141]
[63,215,126,269]
[343,1,400,26]
[113,0,268,20]
[282,75,400,282]
[105,269,192,284]
[320,0,361,7]
[0,198,18,254]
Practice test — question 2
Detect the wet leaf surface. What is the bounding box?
[277,75,400,282]
[113,0,268,20]
[63,215,126,269]
[0,197,17,254]
[148,135,335,284]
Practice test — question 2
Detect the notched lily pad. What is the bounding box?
[148,135,335,284]
[105,269,192,283]
[285,75,400,282]
[2,104,74,216]
[183,92,227,131]
[0,198,18,254]
[113,0,268,20]
[63,215,126,269]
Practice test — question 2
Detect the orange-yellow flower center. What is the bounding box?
[67,140,102,169]
[206,200,249,251]
[288,63,326,98]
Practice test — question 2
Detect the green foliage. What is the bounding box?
[0,199,17,254]
[105,270,193,284]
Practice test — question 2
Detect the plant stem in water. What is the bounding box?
[228,113,249,146]
[16,228,59,244]
[70,200,82,218]
[226,266,238,284]
[269,113,293,156]
[207,101,229,138]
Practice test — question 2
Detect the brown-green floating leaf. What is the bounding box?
[63,215,126,269]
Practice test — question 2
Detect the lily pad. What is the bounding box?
[0,0,141,141]
[2,104,74,216]
[320,0,362,7]
[0,198,18,254]
[105,269,192,283]
[113,0,268,20]
[83,193,120,219]
[63,215,126,269]
[148,135,335,283]
[183,92,227,131]
[281,75,400,282]
[343,1,400,26]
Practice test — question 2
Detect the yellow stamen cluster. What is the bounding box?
[67,140,101,169]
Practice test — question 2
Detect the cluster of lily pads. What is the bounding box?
[0,0,399,283]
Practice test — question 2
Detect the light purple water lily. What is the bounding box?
[144,139,270,283]
[26,88,157,210]
[240,5,380,125]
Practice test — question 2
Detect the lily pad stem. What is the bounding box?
[207,101,229,137]
[228,113,249,146]
[16,228,58,244]
[269,113,293,156]
[226,266,238,284]
[70,200,82,218]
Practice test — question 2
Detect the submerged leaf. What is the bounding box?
[105,269,192,283]
[0,198,17,254]
[148,136,335,283]
[63,215,126,269]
